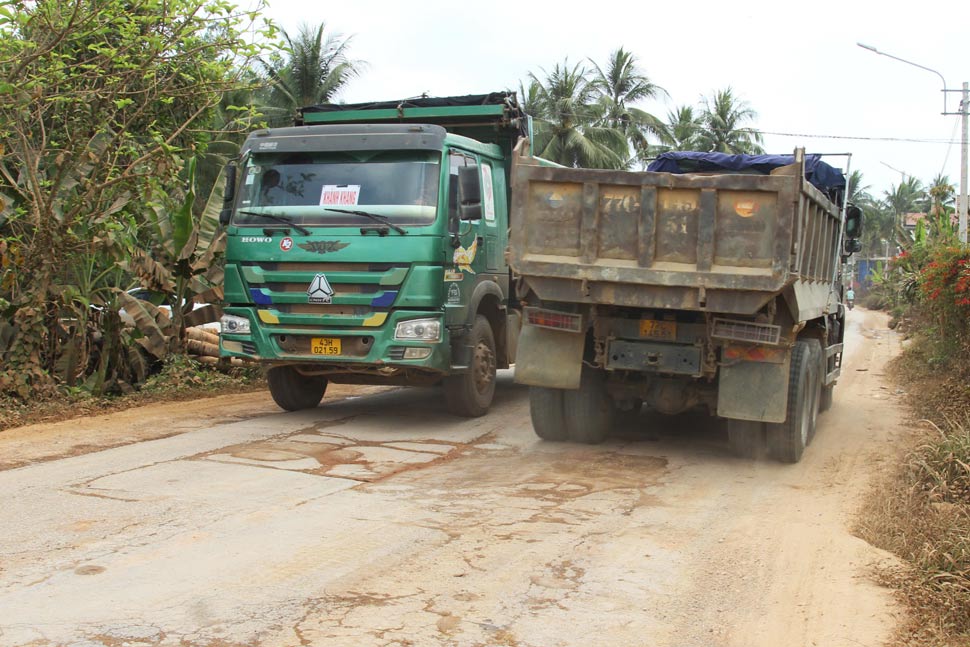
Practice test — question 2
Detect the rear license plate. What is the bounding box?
[639,320,677,341]
[310,337,341,356]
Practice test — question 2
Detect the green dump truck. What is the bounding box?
[218,93,530,416]
[509,148,863,462]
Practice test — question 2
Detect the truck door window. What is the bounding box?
[448,151,479,221]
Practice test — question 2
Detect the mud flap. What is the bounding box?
[718,357,791,423]
[513,323,585,389]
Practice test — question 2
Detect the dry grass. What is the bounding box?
[857,335,970,647]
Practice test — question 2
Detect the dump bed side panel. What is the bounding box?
[509,159,841,316]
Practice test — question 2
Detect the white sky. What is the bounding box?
[261,0,970,201]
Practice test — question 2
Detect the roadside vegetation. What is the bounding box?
[854,178,970,645]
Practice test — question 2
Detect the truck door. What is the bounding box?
[448,150,486,277]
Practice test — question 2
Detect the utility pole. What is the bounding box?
[959,82,968,244]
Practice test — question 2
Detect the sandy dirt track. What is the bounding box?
[0,308,908,646]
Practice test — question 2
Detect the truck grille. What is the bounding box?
[711,318,781,345]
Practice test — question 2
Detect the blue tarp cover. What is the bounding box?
[647,152,846,196]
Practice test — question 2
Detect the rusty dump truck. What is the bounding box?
[509,147,863,463]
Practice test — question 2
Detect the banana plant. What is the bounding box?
[118,156,226,360]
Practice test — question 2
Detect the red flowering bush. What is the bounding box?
[918,246,970,350]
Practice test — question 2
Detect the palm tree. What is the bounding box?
[884,177,926,219]
[654,105,706,153]
[926,173,957,242]
[881,176,926,252]
[847,170,872,206]
[261,22,365,126]
[524,60,628,169]
[697,87,764,154]
[927,173,955,215]
[588,48,668,165]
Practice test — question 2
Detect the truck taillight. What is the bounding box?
[524,307,583,333]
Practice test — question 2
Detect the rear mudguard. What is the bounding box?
[513,323,584,390]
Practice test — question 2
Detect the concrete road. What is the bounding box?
[0,309,906,647]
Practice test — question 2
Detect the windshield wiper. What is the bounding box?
[236,210,311,236]
[323,208,407,235]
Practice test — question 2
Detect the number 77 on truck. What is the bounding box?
[217,93,534,416]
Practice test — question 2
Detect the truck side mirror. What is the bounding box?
[219,164,237,227]
[844,204,863,239]
[458,165,482,221]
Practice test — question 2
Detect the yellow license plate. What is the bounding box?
[310,337,341,356]
[639,320,677,341]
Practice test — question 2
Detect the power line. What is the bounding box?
[746,129,960,144]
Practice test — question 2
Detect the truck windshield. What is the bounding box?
[234,151,440,228]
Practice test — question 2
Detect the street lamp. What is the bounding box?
[857,42,969,245]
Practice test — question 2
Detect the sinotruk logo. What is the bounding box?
[307,274,334,304]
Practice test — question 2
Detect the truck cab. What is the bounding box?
[219,93,528,416]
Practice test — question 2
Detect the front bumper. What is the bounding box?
[220,307,451,373]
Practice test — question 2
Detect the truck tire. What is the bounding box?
[803,339,823,442]
[529,387,568,441]
[444,315,497,418]
[563,366,614,444]
[819,384,834,412]
[727,418,765,459]
[766,340,817,463]
[267,366,327,411]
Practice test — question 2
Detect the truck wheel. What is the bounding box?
[819,384,834,412]
[766,340,817,463]
[727,419,765,459]
[563,366,614,444]
[267,366,327,411]
[444,315,497,418]
[529,387,568,441]
[803,339,823,442]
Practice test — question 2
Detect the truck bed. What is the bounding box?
[508,154,843,316]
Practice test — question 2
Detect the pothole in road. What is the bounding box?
[74,565,106,576]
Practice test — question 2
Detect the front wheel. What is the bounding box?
[267,366,327,411]
[444,315,497,417]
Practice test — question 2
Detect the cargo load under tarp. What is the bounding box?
[648,152,846,204]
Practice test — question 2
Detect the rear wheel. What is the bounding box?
[803,339,823,443]
[819,384,834,412]
[444,315,497,417]
[529,387,568,441]
[766,340,817,463]
[267,366,327,411]
[563,366,614,444]
[727,418,765,459]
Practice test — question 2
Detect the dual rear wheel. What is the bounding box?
[529,366,615,444]
[727,338,824,463]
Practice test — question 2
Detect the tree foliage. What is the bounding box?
[523,59,628,168]
[588,48,668,166]
[0,0,276,398]
[696,87,764,154]
[260,22,365,127]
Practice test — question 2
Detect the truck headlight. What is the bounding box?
[394,318,441,342]
[220,314,251,334]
